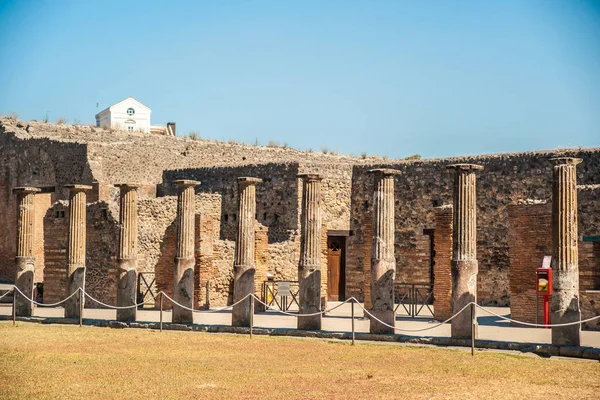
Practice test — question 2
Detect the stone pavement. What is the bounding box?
[1,302,599,348]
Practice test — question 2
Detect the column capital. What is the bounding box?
[237,177,262,185]
[174,179,200,188]
[297,173,322,182]
[446,164,484,172]
[12,187,41,195]
[64,184,93,192]
[115,183,140,189]
[549,157,582,166]
[367,168,401,176]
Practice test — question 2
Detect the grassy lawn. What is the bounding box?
[0,323,599,399]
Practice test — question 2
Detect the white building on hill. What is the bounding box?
[95,97,175,135]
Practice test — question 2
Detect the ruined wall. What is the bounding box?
[508,201,552,325]
[43,201,119,306]
[347,149,600,306]
[0,127,93,283]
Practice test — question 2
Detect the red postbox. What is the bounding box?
[535,267,552,327]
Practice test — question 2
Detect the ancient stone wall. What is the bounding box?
[348,149,600,306]
[43,201,119,306]
[0,129,93,282]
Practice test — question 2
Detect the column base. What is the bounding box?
[451,259,478,339]
[65,266,85,319]
[15,257,35,317]
[173,258,195,324]
[232,265,255,327]
[117,261,137,322]
[370,260,395,334]
[298,267,322,330]
[551,292,581,346]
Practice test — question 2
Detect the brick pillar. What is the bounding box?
[507,201,552,325]
[432,205,453,322]
[115,184,139,322]
[173,180,200,323]
[368,169,400,334]
[64,184,92,319]
[232,177,261,327]
[254,226,269,312]
[447,164,483,339]
[297,174,323,330]
[550,157,582,346]
[195,214,214,309]
[13,187,41,316]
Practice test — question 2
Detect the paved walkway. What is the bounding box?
[1,302,599,347]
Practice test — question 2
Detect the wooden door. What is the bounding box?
[327,236,346,301]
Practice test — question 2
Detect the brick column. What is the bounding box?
[432,205,453,322]
[297,174,323,330]
[550,157,582,346]
[447,164,483,339]
[115,184,139,322]
[232,177,261,327]
[64,184,92,319]
[13,187,41,316]
[173,180,200,323]
[368,169,400,334]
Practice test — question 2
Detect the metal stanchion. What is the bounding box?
[351,300,355,346]
[471,302,475,356]
[12,287,16,326]
[250,296,254,339]
[159,292,163,332]
[79,288,83,327]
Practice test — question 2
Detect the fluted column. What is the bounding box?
[115,184,139,322]
[368,169,400,334]
[550,157,582,346]
[173,180,200,323]
[13,187,41,316]
[232,177,262,327]
[64,184,92,319]
[297,174,323,330]
[447,164,483,339]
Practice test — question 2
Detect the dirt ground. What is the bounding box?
[1,322,599,399]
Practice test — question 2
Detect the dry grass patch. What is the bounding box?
[0,323,599,399]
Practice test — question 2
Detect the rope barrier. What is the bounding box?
[252,295,355,317]
[475,304,600,328]
[8,286,600,333]
[355,301,474,333]
[82,290,150,310]
[13,285,80,307]
[160,291,254,313]
[0,288,14,301]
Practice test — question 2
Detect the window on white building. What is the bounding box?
[128,126,134,132]
[127,108,135,116]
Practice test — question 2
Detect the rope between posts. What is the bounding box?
[160,291,254,313]
[355,301,474,333]
[13,285,80,307]
[82,290,150,310]
[252,295,355,317]
[475,304,600,328]
[0,288,14,301]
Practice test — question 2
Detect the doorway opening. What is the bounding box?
[327,236,346,301]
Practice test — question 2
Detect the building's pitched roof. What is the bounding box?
[95,97,151,119]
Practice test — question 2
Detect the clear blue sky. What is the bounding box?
[0,1,598,158]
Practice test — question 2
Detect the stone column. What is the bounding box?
[115,184,139,322]
[13,187,41,317]
[232,177,262,327]
[550,157,582,346]
[64,184,92,319]
[368,169,400,334]
[447,164,483,339]
[297,174,323,330]
[173,180,200,324]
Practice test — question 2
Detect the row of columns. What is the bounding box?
[12,158,583,345]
